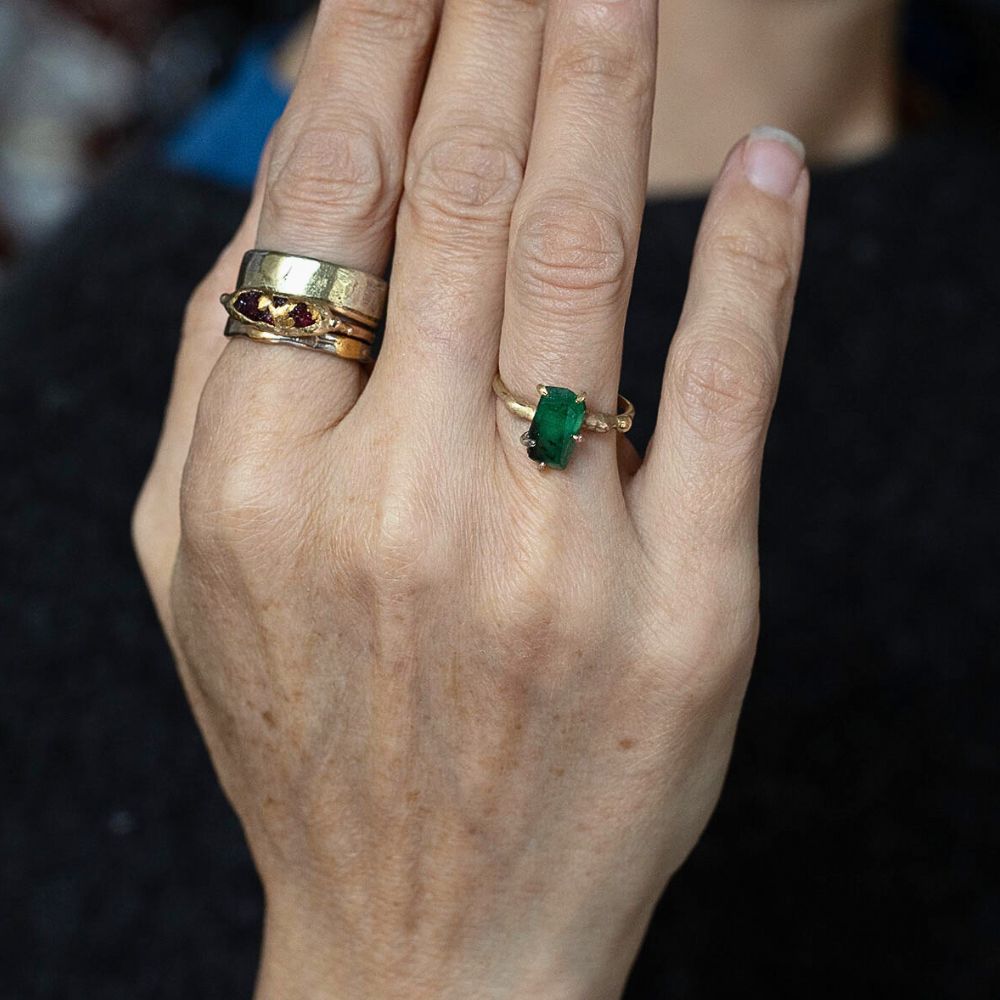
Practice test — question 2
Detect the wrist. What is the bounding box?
[253,882,638,1000]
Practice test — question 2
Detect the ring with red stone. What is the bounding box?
[238,249,387,329]
[224,317,375,364]
[220,290,376,345]
[492,373,635,471]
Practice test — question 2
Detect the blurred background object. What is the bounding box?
[0,0,311,285]
[0,0,996,285]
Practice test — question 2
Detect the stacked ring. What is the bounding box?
[221,250,387,364]
[224,318,375,363]
[221,290,376,344]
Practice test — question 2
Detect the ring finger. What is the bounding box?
[498,0,657,485]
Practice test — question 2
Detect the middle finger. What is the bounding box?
[369,0,547,409]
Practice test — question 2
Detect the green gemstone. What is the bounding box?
[526,386,586,469]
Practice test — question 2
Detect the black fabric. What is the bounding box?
[3,121,999,996]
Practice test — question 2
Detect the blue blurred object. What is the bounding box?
[164,0,999,193]
[165,33,290,189]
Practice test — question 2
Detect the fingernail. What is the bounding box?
[743,125,805,199]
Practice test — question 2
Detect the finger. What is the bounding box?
[132,154,269,631]
[369,0,546,423]
[631,128,809,587]
[209,0,440,435]
[497,0,657,484]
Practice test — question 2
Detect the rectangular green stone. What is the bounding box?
[527,386,586,469]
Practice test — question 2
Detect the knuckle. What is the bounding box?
[360,482,449,596]
[703,227,796,300]
[404,130,523,230]
[266,122,392,232]
[676,608,759,704]
[511,196,630,310]
[672,336,778,443]
[178,447,278,556]
[549,33,651,105]
[636,577,760,710]
[332,0,436,42]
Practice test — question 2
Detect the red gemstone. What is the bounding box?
[290,302,315,328]
[234,291,273,324]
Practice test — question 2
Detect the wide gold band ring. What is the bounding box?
[225,318,375,364]
[221,290,376,345]
[238,250,387,328]
[492,373,635,470]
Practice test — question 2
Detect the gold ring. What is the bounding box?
[238,250,387,328]
[225,318,375,364]
[492,373,634,470]
[221,290,375,344]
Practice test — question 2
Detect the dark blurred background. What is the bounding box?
[0,0,998,284]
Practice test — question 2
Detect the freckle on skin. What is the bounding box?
[618,738,635,750]
[261,710,276,729]
[551,767,565,778]
[406,790,420,802]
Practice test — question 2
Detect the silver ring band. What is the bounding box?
[238,250,387,328]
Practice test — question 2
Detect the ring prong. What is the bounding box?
[572,434,584,443]
[537,384,548,396]
[575,392,586,404]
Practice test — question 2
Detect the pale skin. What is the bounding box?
[132,0,898,996]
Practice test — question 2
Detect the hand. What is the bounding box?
[133,0,808,995]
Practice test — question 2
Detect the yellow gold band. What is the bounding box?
[224,318,375,364]
[221,290,376,344]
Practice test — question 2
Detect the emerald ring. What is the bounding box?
[492,373,635,471]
